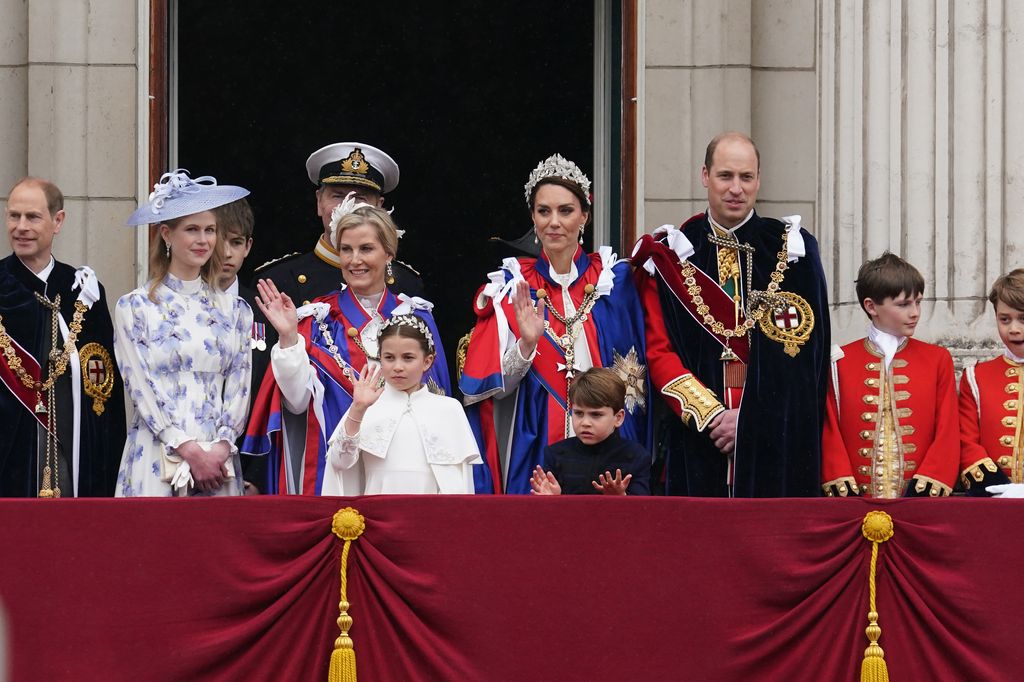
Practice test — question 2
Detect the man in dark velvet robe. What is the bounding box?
[632,133,830,497]
[1,178,126,497]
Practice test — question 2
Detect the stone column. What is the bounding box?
[819,0,1023,363]
[0,0,141,306]
[0,0,29,199]
[641,0,754,229]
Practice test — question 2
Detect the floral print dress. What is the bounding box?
[113,274,252,496]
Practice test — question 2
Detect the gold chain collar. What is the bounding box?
[680,231,790,339]
[0,295,88,398]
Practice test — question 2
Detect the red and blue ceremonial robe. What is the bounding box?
[460,246,651,494]
[242,288,449,495]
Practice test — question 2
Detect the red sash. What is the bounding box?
[0,334,48,430]
[633,234,750,364]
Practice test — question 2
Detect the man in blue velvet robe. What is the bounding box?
[632,132,830,497]
[1,178,126,497]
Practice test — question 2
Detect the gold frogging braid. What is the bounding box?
[329,507,365,682]
[860,511,894,682]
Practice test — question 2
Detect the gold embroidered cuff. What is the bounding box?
[822,477,859,497]
[661,373,724,432]
[911,475,952,497]
[960,458,1000,489]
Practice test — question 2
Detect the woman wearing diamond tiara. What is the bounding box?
[244,196,450,495]
[115,170,253,497]
[460,154,652,494]
[325,315,481,494]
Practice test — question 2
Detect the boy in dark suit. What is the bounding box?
[530,367,651,496]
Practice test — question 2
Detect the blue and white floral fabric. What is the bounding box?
[113,274,252,496]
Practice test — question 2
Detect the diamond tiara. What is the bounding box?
[523,154,592,207]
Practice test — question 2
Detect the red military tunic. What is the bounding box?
[958,355,1023,492]
[821,337,960,497]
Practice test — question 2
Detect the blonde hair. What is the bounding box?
[147,214,225,302]
[333,205,399,258]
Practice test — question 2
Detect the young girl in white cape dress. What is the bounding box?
[324,313,481,495]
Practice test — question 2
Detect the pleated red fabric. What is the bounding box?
[0,496,1021,681]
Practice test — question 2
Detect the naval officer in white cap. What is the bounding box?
[252,142,424,309]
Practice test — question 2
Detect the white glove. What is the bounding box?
[170,460,193,495]
[985,483,1024,498]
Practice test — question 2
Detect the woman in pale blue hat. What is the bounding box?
[114,170,253,497]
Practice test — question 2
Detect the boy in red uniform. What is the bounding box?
[959,268,1024,497]
[821,253,959,497]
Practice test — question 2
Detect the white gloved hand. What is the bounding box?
[985,483,1024,498]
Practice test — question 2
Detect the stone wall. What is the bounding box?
[0,0,140,307]
[640,0,1022,367]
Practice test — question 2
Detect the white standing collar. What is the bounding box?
[707,209,755,234]
[867,324,904,368]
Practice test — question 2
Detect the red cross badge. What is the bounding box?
[774,305,801,330]
[79,342,115,415]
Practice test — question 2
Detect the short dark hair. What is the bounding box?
[989,268,1024,312]
[704,132,761,172]
[855,252,925,314]
[10,177,64,216]
[568,367,625,413]
[215,198,254,240]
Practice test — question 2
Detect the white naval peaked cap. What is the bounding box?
[305,142,399,194]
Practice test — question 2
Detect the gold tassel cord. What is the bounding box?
[329,507,365,682]
[860,511,894,682]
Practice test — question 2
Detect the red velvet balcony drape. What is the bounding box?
[1,496,1022,681]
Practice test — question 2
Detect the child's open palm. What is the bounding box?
[352,364,385,409]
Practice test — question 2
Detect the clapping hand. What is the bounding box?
[592,469,632,496]
[529,465,562,495]
[255,278,298,348]
[512,280,544,355]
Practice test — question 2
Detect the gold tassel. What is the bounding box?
[328,507,365,682]
[860,511,894,682]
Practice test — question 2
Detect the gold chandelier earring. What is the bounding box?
[165,240,170,258]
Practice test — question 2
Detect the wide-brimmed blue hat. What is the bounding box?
[127,170,250,226]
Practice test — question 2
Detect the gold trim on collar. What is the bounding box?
[314,237,341,267]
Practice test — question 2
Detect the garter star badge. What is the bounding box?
[612,346,647,414]
[79,342,115,415]
[757,290,814,357]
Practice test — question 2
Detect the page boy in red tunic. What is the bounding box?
[821,253,959,497]
[959,268,1024,497]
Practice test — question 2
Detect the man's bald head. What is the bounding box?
[703,132,760,173]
